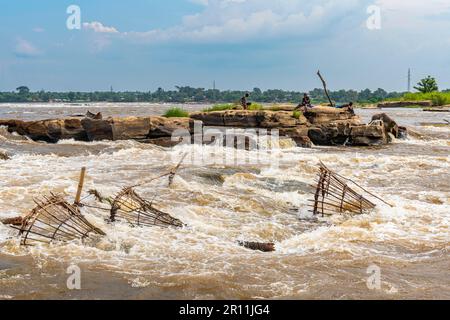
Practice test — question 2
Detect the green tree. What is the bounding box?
[414,76,438,93]
[16,86,30,94]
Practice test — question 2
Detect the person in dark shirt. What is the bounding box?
[296,93,312,112]
[241,93,251,110]
[301,93,312,108]
[336,102,355,114]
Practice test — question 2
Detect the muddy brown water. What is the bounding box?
[0,104,449,300]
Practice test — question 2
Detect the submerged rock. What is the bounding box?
[377,101,432,108]
[371,113,403,140]
[0,150,10,160]
[238,241,275,252]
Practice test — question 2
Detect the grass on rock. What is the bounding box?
[163,107,190,118]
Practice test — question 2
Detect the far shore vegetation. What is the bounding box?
[4,77,449,106]
[387,92,450,106]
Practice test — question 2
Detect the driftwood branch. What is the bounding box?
[317,70,335,107]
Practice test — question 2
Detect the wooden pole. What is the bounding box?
[74,167,86,205]
[317,70,335,107]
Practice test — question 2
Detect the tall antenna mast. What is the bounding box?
[407,68,411,92]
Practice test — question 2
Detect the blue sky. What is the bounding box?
[1,0,450,92]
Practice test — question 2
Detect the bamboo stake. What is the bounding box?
[74,167,86,206]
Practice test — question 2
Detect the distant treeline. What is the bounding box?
[1,86,408,104]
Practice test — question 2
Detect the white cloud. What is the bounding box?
[122,0,360,43]
[376,0,450,16]
[14,38,41,57]
[189,0,209,5]
[81,0,450,48]
[83,21,119,34]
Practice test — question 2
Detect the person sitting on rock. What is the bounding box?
[240,93,251,110]
[336,102,355,114]
[296,93,312,112]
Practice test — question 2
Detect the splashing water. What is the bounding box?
[0,105,449,299]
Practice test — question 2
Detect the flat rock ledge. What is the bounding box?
[191,108,402,147]
[377,100,432,108]
[0,108,404,148]
[0,116,194,147]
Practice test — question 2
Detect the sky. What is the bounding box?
[0,0,450,92]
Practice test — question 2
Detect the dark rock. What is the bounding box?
[371,113,399,138]
[86,111,103,120]
[308,128,328,145]
[238,241,275,252]
[149,117,193,138]
[81,118,114,141]
[398,126,408,139]
[279,127,312,148]
[0,150,10,160]
[350,123,388,146]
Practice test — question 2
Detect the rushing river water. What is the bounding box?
[0,103,449,300]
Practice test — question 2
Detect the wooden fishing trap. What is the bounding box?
[15,193,106,246]
[310,162,391,217]
[87,154,187,228]
[102,187,183,228]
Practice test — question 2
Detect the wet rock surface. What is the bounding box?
[0,116,192,144]
[377,100,432,108]
[0,107,403,147]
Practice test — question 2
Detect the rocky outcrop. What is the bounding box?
[81,118,113,141]
[377,101,432,108]
[190,110,308,128]
[0,118,87,142]
[308,121,354,146]
[350,123,388,146]
[303,106,361,125]
[371,113,403,139]
[190,108,397,147]
[0,108,403,148]
[0,116,193,145]
[279,127,312,148]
